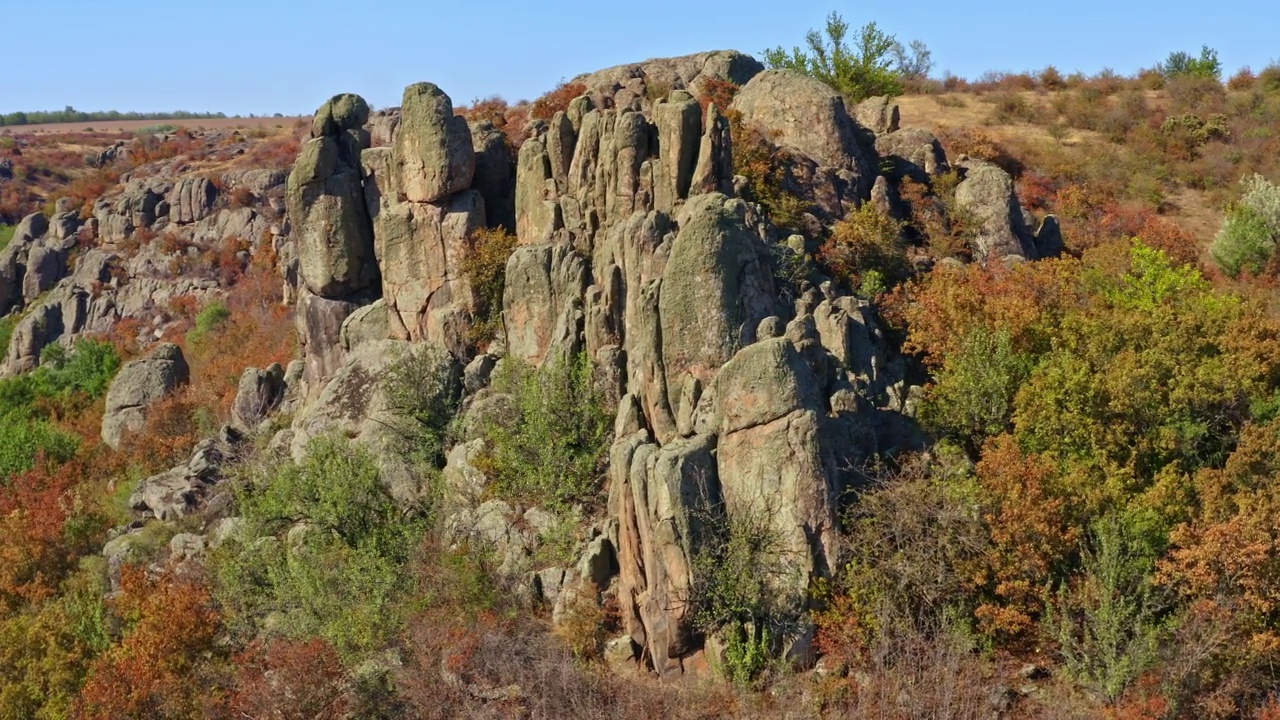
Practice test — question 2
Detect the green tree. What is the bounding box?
[763,12,906,101]
[1158,45,1223,80]
[920,326,1035,452]
[1047,514,1168,703]
[1211,174,1280,277]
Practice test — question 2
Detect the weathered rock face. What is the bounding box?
[284,93,385,395]
[296,291,363,390]
[609,431,719,678]
[286,115,378,296]
[276,56,950,681]
[374,184,485,346]
[659,193,775,405]
[1,212,79,318]
[512,88,747,258]
[394,83,475,203]
[470,121,516,231]
[711,338,839,589]
[503,243,588,365]
[102,343,190,449]
[1,224,231,378]
[954,158,1033,262]
[3,303,64,375]
[347,86,494,356]
[573,50,764,112]
[168,176,218,225]
[730,69,874,211]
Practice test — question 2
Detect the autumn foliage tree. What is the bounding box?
[75,567,229,720]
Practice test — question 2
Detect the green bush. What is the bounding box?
[30,339,121,400]
[0,339,119,480]
[1157,45,1222,80]
[720,623,773,688]
[382,344,460,470]
[187,300,230,344]
[0,316,13,357]
[1046,514,1169,703]
[764,12,907,101]
[1211,174,1280,276]
[214,437,424,660]
[0,224,14,252]
[0,415,79,480]
[481,353,612,509]
[1212,205,1275,276]
[920,327,1034,452]
[692,502,790,686]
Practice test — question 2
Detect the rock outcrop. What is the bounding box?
[101,343,190,449]
[730,70,875,220]
[287,94,378,297]
[272,53,1086,680]
[572,50,764,112]
[954,157,1035,262]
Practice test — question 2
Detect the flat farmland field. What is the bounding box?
[6,116,311,134]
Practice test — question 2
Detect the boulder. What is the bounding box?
[339,298,390,351]
[711,338,841,617]
[22,244,64,303]
[13,213,48,245]
[311,93,371,137]
[852,95,901,136]
[2,303,64,375]
[394,82,475,203]
[954,158,1032,262]
[102,343,191,449]
[48,211,81,241]
[230,363,287,433]
[730,69,873,202]
[287,130,378,296]
[129,438,225,520]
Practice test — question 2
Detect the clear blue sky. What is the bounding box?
[4,0,1278,116]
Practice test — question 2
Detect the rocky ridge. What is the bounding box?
[11,50,1071,683]
[259,51,1064,679]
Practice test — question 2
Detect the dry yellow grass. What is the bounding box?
[897,91,1225,251]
